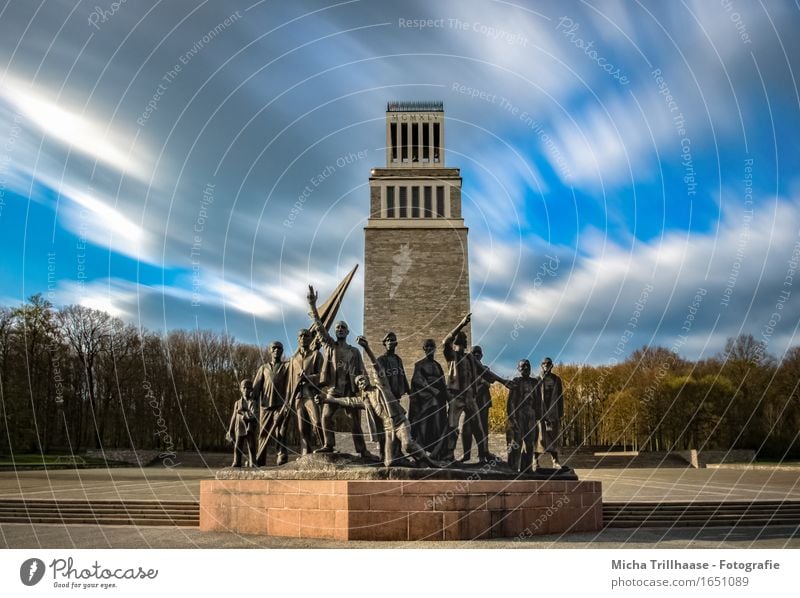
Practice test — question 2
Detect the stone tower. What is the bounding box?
[363,101,471,368]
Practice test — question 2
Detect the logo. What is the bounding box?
[20,558,45,586]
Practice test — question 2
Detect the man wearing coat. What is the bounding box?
[408,338,449,455]
[252,341,291,466]
[536,357,564,469]
[461,345,508,463]
[286,328,324,455]
[505,360,539,473]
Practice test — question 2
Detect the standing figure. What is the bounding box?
[252,341,291,466]
[461,345,509,463]
[375,331,410,463]
[408,339,449,454]
[226,379,258,467]
[439,313,489,463]
[316,336,437,468]
[287,328,323,455]
[536,357,564,468]
[307,285,376,460]
[376,332,410,402]
[505,360,539,473]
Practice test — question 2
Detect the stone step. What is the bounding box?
[0,499,200,527]
[608,518,800,528]
[0,516,199,526]
[603,500,800,528]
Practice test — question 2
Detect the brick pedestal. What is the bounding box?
[200,479,602,541]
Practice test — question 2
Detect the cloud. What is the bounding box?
[472,194,800,370]
[0,76,146,178]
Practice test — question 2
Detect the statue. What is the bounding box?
[505,360,539,473]
[226,379,258,467]
[307,285,377,460]
[316,336,438,468]
[408,339,448,455]
[536,357,564,469]
[287,328,323,455]
[439,313,490,463]
[252,341,291,466]
[461,345,508,463]
[375,331,410,463]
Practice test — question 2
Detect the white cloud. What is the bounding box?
[473,195,800,364]
[0,76,146,178]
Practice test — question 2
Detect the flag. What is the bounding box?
[314,264,358,332]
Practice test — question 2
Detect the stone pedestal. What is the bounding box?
[200,477,602,541]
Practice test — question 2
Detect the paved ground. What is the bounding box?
[3,466,800,503]
[1,521,798,549]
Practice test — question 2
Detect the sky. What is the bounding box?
[0,0,799,373]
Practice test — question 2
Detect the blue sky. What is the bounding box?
[1,0,799,372]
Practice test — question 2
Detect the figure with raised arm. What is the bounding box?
[307,285,377,460]
[317,335,438,468]
[438,313,490,463]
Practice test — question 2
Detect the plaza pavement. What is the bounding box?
[1,464,799,548]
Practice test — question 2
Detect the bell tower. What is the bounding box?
[363,101,471,367]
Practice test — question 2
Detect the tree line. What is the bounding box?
[1,294,798,459]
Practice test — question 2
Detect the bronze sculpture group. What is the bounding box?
[227,286,564,473]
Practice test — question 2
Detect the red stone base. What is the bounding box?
[200,479,602,541]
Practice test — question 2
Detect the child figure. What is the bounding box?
[226,379,258,467]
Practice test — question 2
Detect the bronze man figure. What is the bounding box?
[287,328,323,455]
[252,341,291,466]
[439,313,490,463]
[506,360,539,473]
[536,357,564,469]
[317,336,437,468]
[408,339,449,455]
[461,345,508,463]
[307,285,376,460]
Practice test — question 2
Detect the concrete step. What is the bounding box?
[604,500,800,528]
[0,499,200,527]
[0,516,199,526]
